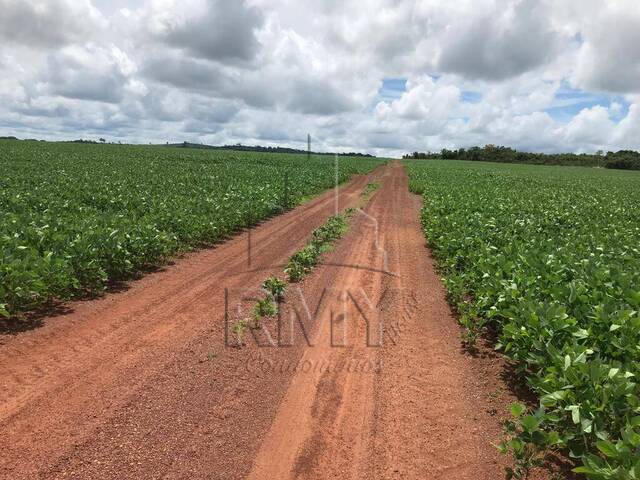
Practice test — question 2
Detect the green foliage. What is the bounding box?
[252,295,278,328]
[0,141,382,316]
[311,214,349,249]
[284,260,307,283]
[362,182,380,198]
[499,404,562,479]
[285,214,349,282]
[403,145,640,171]
[605,151,640,171]
[232,319,248,346]
[262,276,287,302]
[405,159,640,479]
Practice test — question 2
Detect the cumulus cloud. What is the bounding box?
[374,76,461,135]
[572,3,640,93]
[46,45,136,104]
[614,104,640,148]
[142,55,225,94]
[142,20,372,116]
[1,0,640,155]
[564,106,615,147]
[0,0,105,48]
[285,78,357,115]
[438,0,561,80]
[151,0,264,62]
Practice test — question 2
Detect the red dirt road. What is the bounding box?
[1,163,517,479]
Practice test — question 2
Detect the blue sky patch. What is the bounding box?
[378,78,407,102]
[545,82,629,123]
[461,91,482,103]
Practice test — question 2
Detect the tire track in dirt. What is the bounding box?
[247,209,386,479]
[246,163,515,480]
[0,163,523,480]
[0,168,383,479]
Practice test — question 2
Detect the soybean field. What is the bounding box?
[0,141,382,317]
[407,159,640,479]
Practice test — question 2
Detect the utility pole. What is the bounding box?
[307,134,311,161]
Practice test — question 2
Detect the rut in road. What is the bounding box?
[247,163,509,480]
[0,168,380,479]
[0,163,518,480]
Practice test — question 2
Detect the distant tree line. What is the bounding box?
[0,137,375,157]
[170,142,375,157]
[403,145,640,170]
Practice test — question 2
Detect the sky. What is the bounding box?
[1,0,640,157]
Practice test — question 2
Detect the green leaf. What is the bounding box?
[541,390,567,406]
[404,159,640,478]
[596,440,618,458]
[520,415,541,434]
[573,328,590,339]
[510,403,526,418]
[573,465,598,475]
[566,405,581,424]
[581,419,593,434]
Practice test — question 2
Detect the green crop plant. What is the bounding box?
[285,261,307,283]
[232,319,248,347]
[310,214,349,251]
[252,296,278,329]
[286,213,349,282]
[405,159,640,479]
[361,182,380,200]
[0,140,383,317]
[263,276,287,302]
[498,403,561,480]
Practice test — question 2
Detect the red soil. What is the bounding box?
[0,163,524,480]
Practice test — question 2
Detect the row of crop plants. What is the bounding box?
[0,141,382,317]
[405,160,640,479]
[230,182,380,346]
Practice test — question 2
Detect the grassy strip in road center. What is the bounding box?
[284,179,380,283]
[285,213,351,282]
[233,180,381,347]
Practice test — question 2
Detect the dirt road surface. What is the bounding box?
[1,163,518,479]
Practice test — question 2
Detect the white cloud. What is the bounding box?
[565,106,615,147]
[375,77,461,135]
[45,45,137,104]
[572,2,640,93]
[0,0,106,47]
[1,0,640,155]
[438,0,561,81]
[151,0,265,63]
[614,104,640,149]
